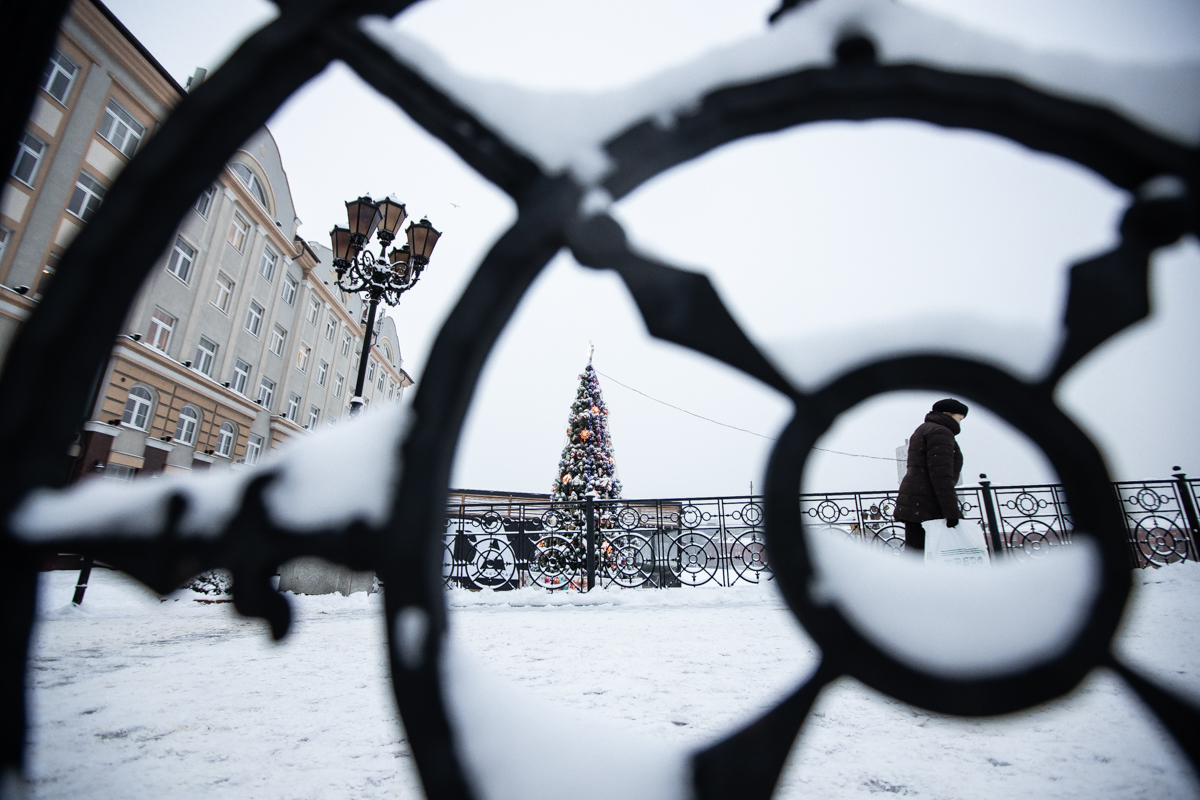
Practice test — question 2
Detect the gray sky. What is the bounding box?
[106,0,1200,497]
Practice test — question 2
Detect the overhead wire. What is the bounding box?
[596,370,901,462]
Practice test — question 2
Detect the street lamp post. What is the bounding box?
[330,196,441,416]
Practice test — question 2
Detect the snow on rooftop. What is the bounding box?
[362,0,1200,187]
[10,404,407,542]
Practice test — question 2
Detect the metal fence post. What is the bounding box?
[71,555,94,605]
[1172,468,1200,561]
[978,475,1005,558]
[585,493,596,591]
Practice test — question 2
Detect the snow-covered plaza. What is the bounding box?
[26,564,1200,800]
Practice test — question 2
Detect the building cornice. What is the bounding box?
[112,340,262,418]
[72,0,184,111]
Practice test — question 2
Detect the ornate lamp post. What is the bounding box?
[330,196,441,415]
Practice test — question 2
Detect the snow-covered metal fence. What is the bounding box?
[4,0,1199,795]
[443,474,1200,591]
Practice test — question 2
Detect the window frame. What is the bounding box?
[296,344,311,373]
[97,97,146,158]
[66,171,106,222]
[333,373,344,398]
[194,336,218,376]
[305,296,320,325]
[245,434,263,465]
[211,272,234,313]
[165,235,197,283]
[245,299,264,337]
[269,324,287,357]
[121,386,154,431]
[286,393,301,421]
[228,213,250,253]
[341,332,352,357]
[174,406,200,447]
[217,422,236,458]
[259,246,277,282]
[317,360,328,386]
[232,359,251,395]
[11,131,46,187]
[324,314,337,342]
[256,377,275,409]
[281,273,298,305]
[148,307,175,352]
[306,406,320,429]
[193,185,215,217]
[40,48,79,105]
[230,162,268,208]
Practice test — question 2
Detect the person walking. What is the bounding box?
[894,399,968,552]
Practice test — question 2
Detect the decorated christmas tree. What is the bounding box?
[551,348,621,506]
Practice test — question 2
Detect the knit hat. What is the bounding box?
[932,398,969,417]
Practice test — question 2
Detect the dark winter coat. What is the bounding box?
[894,412,963,524]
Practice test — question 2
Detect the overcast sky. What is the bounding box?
[106,0,1200,497]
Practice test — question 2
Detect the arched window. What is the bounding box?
[174,406,200,446]
[217,421,236,458]
[121,386,153,430]
[230,162,268,208]
[380,341,392,363]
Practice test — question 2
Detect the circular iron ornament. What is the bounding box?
[528,534,579,590]
[2,3,1198,797]
[731,531,771,582]
[1007,521,1056,559]
[668,533,721,586]
[763,357,1132,716]
[737,502,764,527]
[602,533,655,587]
[615,505,643,531]
[468,537,517,588]
[869,524,906,554]
[678,504,707,529]
[478,511,504,535]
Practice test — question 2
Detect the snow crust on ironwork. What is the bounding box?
[764,314,1063,390]
[10,404,408,541]
[362,0,1199,185]
[807,529,1101,678]
[442,638,691,800]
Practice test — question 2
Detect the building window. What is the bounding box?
[194,185,215,217]
[232,359,251,394]
[366,360,375,383]
[166,236,196,283]
[282,273,298,305]
[228,213,249,252]
[217,422,236,458]
[230,162,267,208]
[104,464,136,483]
[296,344,310,372]
[381,341,392,363]
[66,171,106,222]
[245,434,263,465]
[40,48,78,104]
[388,381,395,400]
[286,393,300,421]
[377,370,385,391]
[317,360,328,386]
[257,377,275,409]
[148,307,175,351]
[97,98,145,157]
[324,314,337,342]
[121,386,153,430]
[333,373,344,398]
[305,296,319,325]
[245,299,264,337]
[11,132,45,187]
[174,406,200,446]
[341,332,352,357]
[194,336,217,376]
[211,272,234,313]
[0,227,11,263]
[306,406,320,429]
[269,324,286,357]
[32,255,58,299]
[259,246,277,281]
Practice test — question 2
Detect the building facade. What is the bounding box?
[2,0,412,482]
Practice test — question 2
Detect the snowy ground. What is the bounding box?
[26,564,1200,800]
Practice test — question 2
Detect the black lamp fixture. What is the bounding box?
[329,194,440,416]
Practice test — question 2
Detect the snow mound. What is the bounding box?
[808,529,1101,678]
[447,581,787,609]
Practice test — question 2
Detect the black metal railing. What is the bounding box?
[443,474,1200,591]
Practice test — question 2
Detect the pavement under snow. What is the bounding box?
[26,563,1200,799]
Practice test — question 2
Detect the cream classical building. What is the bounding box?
[1,0,412,481]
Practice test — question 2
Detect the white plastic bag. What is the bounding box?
[924,518,990,567]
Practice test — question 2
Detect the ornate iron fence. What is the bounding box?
[444,474,1200,591]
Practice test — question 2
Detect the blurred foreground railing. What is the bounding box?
[444,473,1200,591]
